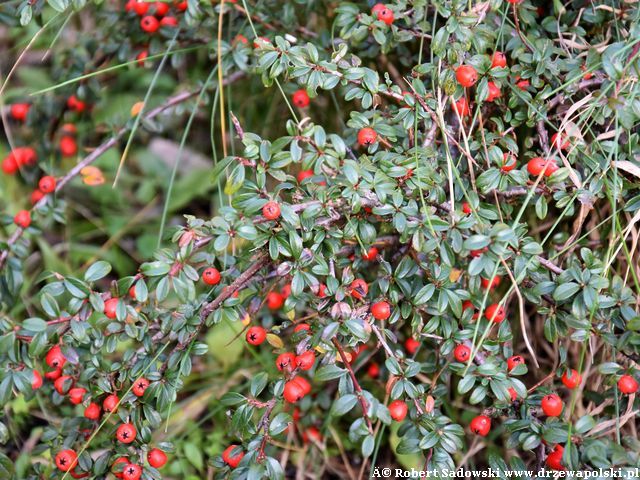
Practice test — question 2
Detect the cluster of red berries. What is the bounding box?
[1,146,37,175]
[40,345,167,479]
[465,352,638,469]
[125,0,181,33]
[59,122,79,157]
[451,52,507,118]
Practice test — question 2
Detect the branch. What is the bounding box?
[332,338,374,434]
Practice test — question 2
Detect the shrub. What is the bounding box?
[1,0,640,478]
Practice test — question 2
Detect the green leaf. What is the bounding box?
[84,261,112,282]
[331,394,357,415]
[553,282,580,301]
[575,415,595,434]
[22,318,47,333]
[315,364,347,382]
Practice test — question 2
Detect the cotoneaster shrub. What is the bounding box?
[1,0,640,479]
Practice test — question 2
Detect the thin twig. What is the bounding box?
[332,338,374,434]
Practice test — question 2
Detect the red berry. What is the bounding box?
[292,376,311,395]
[541,394,563,417]
[276,352,296,371]
[112,457,129,479]
[293,323,310,333]
[508,387,518,402]
[454,344,471,362]
[1,155,18,174]
[456,65,478,87]
[486,81,501,102]
[45,368,63,380]
[103,394,119,413]
[14,210,31,228]
[262,201,281,220]
[174,0,187,11]
[38,175,56,194]
[133,1,149,15]
[302,426,322,443]
[470,248,487,258]
[122,463,142,480]
[357,127,377,147]
[481,275,501,289]
[581,65,593,80]
[295,350,315,371]
[372,3,394,25]
[60,136,78,157]
[551,132,570,150]
[46,345,67,369]
[61,123,77,135]
[501,153,517,172]
[31,370,43,390]
[485,304,505,323]
[462,202,472,214]
[515,77,530,90]
[160,16,178,27]
[15,146,37,166]
[283,379,306,403]
[55,449,78,472]
[405,337,420,355]
[10,103,30,121]
[561,369,582,389]
[147,448,167,468]
[69,387,87,405]
[132,378,150,397]
[316,283,327,298]
[31,189,45,204]
[452,97,471,117]
[84,402,101,420]
[618,374,639,395]
[371,301,391,320]
[367,362,380,378]
[266,291,284,310]
[507,355,524,372]
[462,300,479,320]
[281,284,291,298]
[349,279,368,300]
[297,169,313,182]
[292,89,310,108]
[389,399,408,421]
[246,326,266,345]
[527,157,558,177]
[67,95,87,112]
[104,298,119,319]
[136,50,149,66]
[470,415,491,436]
[54,375,73,395]
[222,445,244,468]
[140,15,160,32]
[116,423,137,444]
[154,1,169,16]
[202,267,221,285]
[491,52,507,69]
[546,446,565,471]
[362,247,378,261]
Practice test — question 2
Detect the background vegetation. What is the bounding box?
[1,0,640,479]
